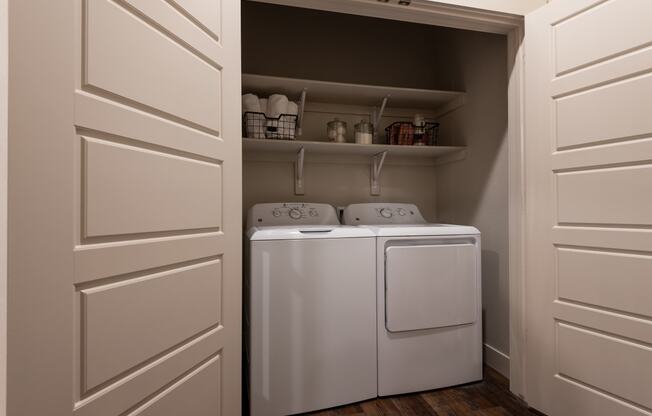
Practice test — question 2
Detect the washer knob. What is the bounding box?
[397,208,406,216]
[380,208,393,218]
[289,208,302,220]
[272,209,281,217]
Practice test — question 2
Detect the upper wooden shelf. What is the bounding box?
[242,73,465,111]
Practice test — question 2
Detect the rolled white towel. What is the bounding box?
[280,101,299,139]
[242,94,264,139]
[243,112,266,139]
[265,119,280,138]
[263,95,286,138]
[267,94,289,118]
[258,98,268,115]
[247,97,266,139]
[242,93,260,113]
[287,101,298,115]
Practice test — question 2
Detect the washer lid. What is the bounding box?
[248,225,375,241]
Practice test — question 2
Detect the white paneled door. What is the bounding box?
[7,1,241,415]
[525,1,652,415]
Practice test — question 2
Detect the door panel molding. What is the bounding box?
[169,0,222,41]
[80,259,222,393]
[82,136,223,238]
[552,0,652,76]
[74,232,225,284]
[552,226,652,252]
[553,374,650,416]
[553,301,652,346]
[554,72,652,149]
[556,247,652,318]
[74,328,223,416]
[83,0,223,134]
[550,46,652,99]
[555,164,652,226]
[75,92,225,160]
[556,322,652,409]
[127,356,221,416]
[119,0,223,63]
[552,137,652,170]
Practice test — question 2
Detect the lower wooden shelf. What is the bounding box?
[242,138,466,165]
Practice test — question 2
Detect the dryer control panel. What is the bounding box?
[342,203,426,225]
[247,203,340,228]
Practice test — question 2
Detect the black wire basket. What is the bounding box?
[243,112,298,140]
[385,121,440,146]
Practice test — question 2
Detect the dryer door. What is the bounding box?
[385,243,478,332]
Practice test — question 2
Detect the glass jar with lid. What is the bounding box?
[327,118,347,143]
[413,113,426,146]
[354,120,373,145]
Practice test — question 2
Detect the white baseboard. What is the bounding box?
[484,343,510,378]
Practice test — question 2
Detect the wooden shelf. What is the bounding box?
[243,138,466,164]
[241,75,466,194]
[243,138,466,195]
[242,74,465,111]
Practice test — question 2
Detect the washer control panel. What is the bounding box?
[247,203,340,228]
[270,205,316,220]
[342,203,426,225]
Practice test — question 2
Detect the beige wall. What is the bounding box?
[242,1,459,217]
[242,2,465,91]
[244,160,439,220]
[242,2,502,222]
[242,2,510,368]
[425,0,547,15]
[435,30,510,359]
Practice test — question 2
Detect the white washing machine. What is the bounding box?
[246,203,377,416]
[343,203,483,396]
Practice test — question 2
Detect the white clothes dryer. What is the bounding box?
[343,203,483,396]
[246,203,377,416]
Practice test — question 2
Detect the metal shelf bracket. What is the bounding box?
[370,150,387,196]
[297,88,307,137]
[372,95,390,141]
[295,147,305,195]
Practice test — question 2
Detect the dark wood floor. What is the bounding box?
[307,367,541,416]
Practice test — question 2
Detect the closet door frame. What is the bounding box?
[0,0,528,410]
[0,0,7,410]
[249,0,529,400]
